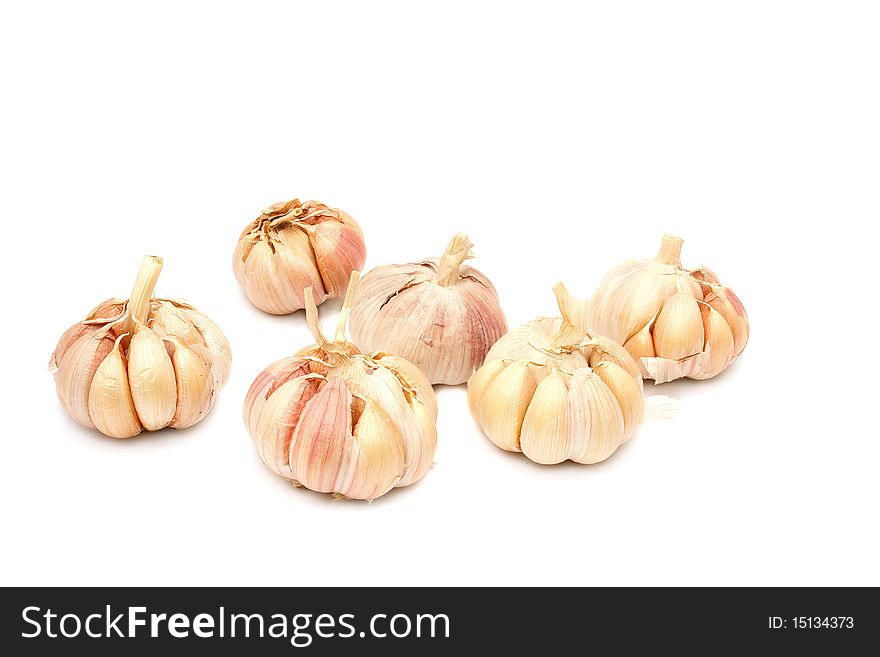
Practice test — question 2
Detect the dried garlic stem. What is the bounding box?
[334,271,360,343]
[304,271,361,359]
[436,233,474,287]
[553,283,579,329]
[123,256,163,335]
[551,282,589,348]
[304,287,332,350]
[656,235,684,265]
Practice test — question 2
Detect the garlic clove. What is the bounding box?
[703,286,749,358]
[239,241,304,315]
[467,358,507,419]
[289,376,353,494]
[397,397,437,487]
[478,360,537,453]
[370,351,438,421]
[254,375,322,479]
[273,224,328,308]
[173,304,232,386]
[690,303,736,380]
[302,213,366,299]
[520,367,572,465]
[338,357,435,488]
[127,327,177,431]
[50,300,125,371]
[335,397,406,501]
[569,369,625,465]
[623,320,656,378]
[167,340,216,430]
[591,361,643,443]
[586,334,643,383]
[652,293,705,360]
[240,237,327,315]
[54,329,116,428]
[244,357,304,439]
[87,337,142,439]
[50,323,99,372]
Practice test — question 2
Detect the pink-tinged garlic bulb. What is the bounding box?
[349,233,507,385]
[468,284,644,465]
[244,272,437,501]
[587,235,749,383]
[50,256,231,438]
[233,198,366,315]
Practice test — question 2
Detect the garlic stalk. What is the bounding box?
[244,272,437,501]
[349,233,507,385]
[233,198,366,315]
[50,256,231,438]
[587,235,749,383]
[467,284,644,465]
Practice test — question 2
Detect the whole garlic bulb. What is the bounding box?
[233,198,366,315]
[587,235,749,383]
[468,284,644,465]
[349,233,507,385]
[50,256,231,438]
[244,272,437,501]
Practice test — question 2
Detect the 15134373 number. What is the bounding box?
[768,617,854,630]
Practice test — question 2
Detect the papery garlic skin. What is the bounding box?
[244,273,437,501]
[233,198,366,315]
[587,235,749,383]
[349,233,507,385]
[468,284,644,465]
[50,256,231,438]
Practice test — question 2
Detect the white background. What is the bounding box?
[2,1,878,587]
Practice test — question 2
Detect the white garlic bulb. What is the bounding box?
[244,272,437,501]
[468,284,644,465]
[50,256,231,438]
[233,198,366,315]
[349,233,507,385]
[587,235,749,383]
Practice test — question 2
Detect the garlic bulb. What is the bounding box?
[468,284,644,465]
[244,272,437,501]
[349,233,507,385]
[50,256,231,438]
[233,198,366,314]
[587,235,749,383]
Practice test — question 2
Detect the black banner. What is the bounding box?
[1,587,875,654]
